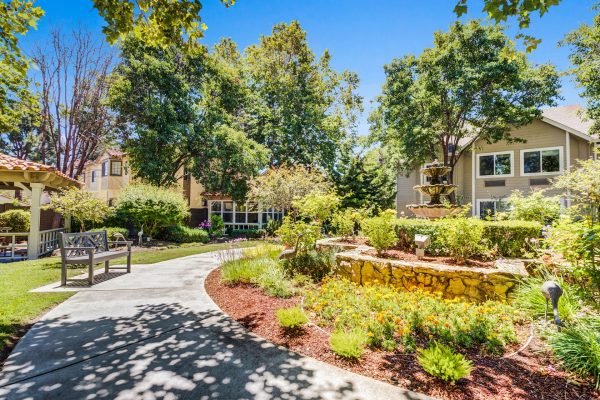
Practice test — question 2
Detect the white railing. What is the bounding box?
[0,228,64,261]
[39,228,64,257]
[0,232,29,261]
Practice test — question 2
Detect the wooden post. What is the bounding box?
[27,183,45,260]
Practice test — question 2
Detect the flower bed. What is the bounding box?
[317,238,528,302]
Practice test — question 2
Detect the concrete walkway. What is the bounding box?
[0,250,431,400]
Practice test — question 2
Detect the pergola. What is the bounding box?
[0,153,81,259]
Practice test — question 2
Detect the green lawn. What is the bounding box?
[0,240,261,360]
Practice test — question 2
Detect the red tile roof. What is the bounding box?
[0,153,81,186]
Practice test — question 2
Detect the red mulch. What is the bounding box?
[205,268,600,400]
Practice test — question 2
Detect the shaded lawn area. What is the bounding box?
[0,240,261,363]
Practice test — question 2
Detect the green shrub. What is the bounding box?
[438,218,487,263]
[114,184,189,237]
[276,306,308,330]
[0,209,29,232]
[282,249,334,281]
[512,273,582,324]
[362,212,397,255]
[293,191,341,223]
[256,267,294,298]
[158,225,209,243]
[483,220,541,258]
[329,329,368,359]
[49,187,113,231]
[226,228,266,239]
[264,219,282,237]
[547,317,600,388]
[394,218,541,258]
[209,214,225,236]
[417,342,473,383]
[331,208,358,239]
[276,216,321,253]
[504,190,561,224]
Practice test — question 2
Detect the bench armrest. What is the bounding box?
[108,241,132,250]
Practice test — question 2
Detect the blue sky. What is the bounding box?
[21,0,598,135]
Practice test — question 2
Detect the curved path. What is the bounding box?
[0,250,431,400]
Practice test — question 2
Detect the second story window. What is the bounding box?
[91,170,96,182]
[101,161,108,177]
[110,161,122,176]
[477,151,513,178]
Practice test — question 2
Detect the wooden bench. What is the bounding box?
[58,230,132,286]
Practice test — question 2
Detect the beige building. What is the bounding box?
[396,105,596,218]
[82,150,282,229]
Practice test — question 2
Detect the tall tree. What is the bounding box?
[334,147,397,210]
[0,0,44,133]
[563,8,600,136]
[244,21,362,173]
[31,28,115,178]
[370,20,560,187]
[109,35,268,199]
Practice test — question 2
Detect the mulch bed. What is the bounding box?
[205,268,600,400]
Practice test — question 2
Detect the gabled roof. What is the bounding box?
[541,105,595,141]
[0,153,81,188]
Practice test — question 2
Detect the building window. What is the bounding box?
[110,161,122,176]
[477,151,513,178]
[477,199,507,219]
[91,171,96,182]
[101,161,108,177]
[521,147,562,176]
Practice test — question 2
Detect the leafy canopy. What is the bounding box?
[0,0,44,133]
[49,187,112,232]
[370,20,560,182]
[247,165,332,211]
[92,0,234,48]
[244,21,362,173]
[563,9,600,136]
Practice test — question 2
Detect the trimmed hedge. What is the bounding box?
[159,225,209,243]
[226,228,265,239]
[394,218,541,258]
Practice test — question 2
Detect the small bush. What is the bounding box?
[158,225,209,243]
[0,209,29,232]
[547,317,600,388]
[362,212,397,255]
[276,306,308,330]
[505,189,561,225]
[276,216,321,252]
[417,342,473,383]
[265,219,282,237]
[209,214,225,236]
[438,218,487,263]
[293,191,341,223]
[331,208,357,239]
[256,267,294,298]
[282,249,334,281]
[330,329,368,359]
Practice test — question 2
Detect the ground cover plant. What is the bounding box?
[276,306,308,331]
[417,342,473,383]
[305,278,524,355]
[329,329,368,360]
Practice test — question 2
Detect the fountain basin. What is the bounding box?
[413,184,457,197]
[407,204,463,219]
[421,165,452,178]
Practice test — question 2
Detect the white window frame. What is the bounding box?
[476,198,507,219]
[520,146,564,177]
[476,151,514,178]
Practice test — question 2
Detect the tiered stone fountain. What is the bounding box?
[407,160,462,219]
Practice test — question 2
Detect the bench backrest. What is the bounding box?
[59,230,109,258]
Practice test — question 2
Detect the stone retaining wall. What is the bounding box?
[317,238,528,302]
